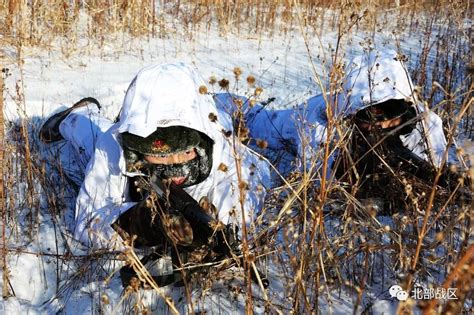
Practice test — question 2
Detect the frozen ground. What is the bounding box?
[1,10,471,315]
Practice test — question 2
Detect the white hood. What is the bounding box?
[338,49,447,166]
[116,63,220,141]
[338,49,415,117]
[73,63,271,248]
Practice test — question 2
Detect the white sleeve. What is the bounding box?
[209,141,270,228]
[74,133,135,249]
[400,110,447,166]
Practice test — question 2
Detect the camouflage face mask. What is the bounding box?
[150,146,212,187]
[122,127,214,187]
[355,99,411,124]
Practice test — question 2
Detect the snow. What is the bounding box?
[1,7,471,315]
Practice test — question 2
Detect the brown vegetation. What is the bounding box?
[0,0,472,314]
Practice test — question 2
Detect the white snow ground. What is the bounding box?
[1,10,471,315]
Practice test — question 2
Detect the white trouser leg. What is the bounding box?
[57,105,113,186]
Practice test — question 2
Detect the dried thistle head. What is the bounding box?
[435,232,444,242]
[254,87,263,96]
[208,112,218,122]
[229,207,236,218]
[395,53,408,62]
[209,75,217,85]
[101,294,110,305]
[256,139,268,149]
[218,78,230,90]
[221,129,232,138]
[218,163,228,172]
[128,276,141,292]
[238,126,249,142]
[238,181,249,191]
[199,85,208,94]
[233,67,242,79]
[246,75,256,86]
[233,97,244,108]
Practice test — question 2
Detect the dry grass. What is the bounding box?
[0,0,472,314]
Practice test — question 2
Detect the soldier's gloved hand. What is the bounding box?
[112,198,165,248]
[163,209,194,246]
[112,197,195,248]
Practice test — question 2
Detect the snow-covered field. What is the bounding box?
[1,5,472,315]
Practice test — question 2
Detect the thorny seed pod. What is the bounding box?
[129,276,141,291]
[256,139,268,149]
[456,147,464,155]
[208,112,218,122]
[246,75,256,86]
[233,67,242,78]
[233,98,244,108]
[101,294,110,305]
[146,199,153,208]
[199,85,208,94]
[449,164,458,173]
[395,53,408,62]
[238,181,249,191]
[435,232,444,242]
[209,75,217,85]
[221,129,232,137]
[218,163,228,172]
[239,126,249,141]
[249,99,257,107]
[401,216,409,225]
[254,87,263,96]
[218,78,229,89]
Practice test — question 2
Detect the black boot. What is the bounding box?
[39,97,101,143]
[120,251,183,288]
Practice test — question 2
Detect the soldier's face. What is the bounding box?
[144,148,197,165]
[144,149,197,185]
[356,116,402,131]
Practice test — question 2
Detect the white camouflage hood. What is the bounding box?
[73,63,271,248]
[116,63,220,141]
[338,49,415,117]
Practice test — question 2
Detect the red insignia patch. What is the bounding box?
[153,140,165,148]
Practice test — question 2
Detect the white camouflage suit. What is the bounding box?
[58,63,271,249]
[217,49,447,175]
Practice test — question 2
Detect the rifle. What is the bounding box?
[383,136,470,194]
[335,130,471,213]
[148,173,270,288]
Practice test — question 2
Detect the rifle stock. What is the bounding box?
[385,136,470,192]
[149,173,269,288]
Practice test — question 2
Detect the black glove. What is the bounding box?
[112,199,166,248]
[112,176,194,248]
